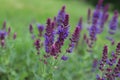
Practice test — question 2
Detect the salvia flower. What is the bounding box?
[56,5,66,26]
[99,45,108,71]
[61,55,68,61]
[0,30,7,40]
[67,25,81,53]
[44,18,55,53]
[37,24,44,37]
[0,21,16,48]
[109,10,119,35]
[34,39,40,52]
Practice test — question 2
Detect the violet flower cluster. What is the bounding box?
[87,0,109,48]
[0,21,16,48]
[109,10,119,35]
[97,42,120,80]
[29,6,82,62]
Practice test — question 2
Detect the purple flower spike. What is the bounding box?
[102,45,108,62]
[63,14,69,26]
[0,30,7,40]
[71,26,81,43]
[67,26,81,53]
[89,25,97,41]
[99,45,108,71]
[37,24,44,37]
[34,39,40,51]
[109,10,119,35]
[61,56,68,61]
[56,6,66,26]
[44,18,55,53]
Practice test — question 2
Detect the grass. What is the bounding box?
[0,0,120,80]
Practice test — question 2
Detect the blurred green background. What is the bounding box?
[0,0,120,80]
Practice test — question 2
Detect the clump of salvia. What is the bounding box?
[29,6,82,63]
[97,42,120,80]
[0,21,17,48]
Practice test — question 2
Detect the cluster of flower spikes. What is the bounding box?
[85,0,109,48]
[29,6,82,62]
[29,23,44,54]
[0,21,16,48]
[45,6,82,61]
[97,42,120,80]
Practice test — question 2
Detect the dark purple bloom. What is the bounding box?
[0,30,7,40]
[63,14,69,26]
[37,24,44,37]
[61,55,68,61]
[70,26,81,43]
[99,45,108,71]
[50,44,57,56]
[56,5,66,26]
[44,18,55,53]
[34,39,40,51]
